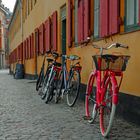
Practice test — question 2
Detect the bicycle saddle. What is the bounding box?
[46,58,53,63]
[54,62,62,67]
[52,52,59,59]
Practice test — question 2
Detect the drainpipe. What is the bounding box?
[19,0,23,63]
[19,0,23,40]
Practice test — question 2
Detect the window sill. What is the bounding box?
[120,27,140,35]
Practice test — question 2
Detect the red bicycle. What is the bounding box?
[85,43,130,137]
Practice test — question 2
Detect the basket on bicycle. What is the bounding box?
[92,54,130,72]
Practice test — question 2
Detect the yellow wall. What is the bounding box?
[9,0,66,75]
[67,32,140,97]
[22,0,65,75]
[9,0,140,97]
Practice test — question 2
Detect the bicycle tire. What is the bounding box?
[54,71,63,103]
[100,77,117,137]
[45,72,56,104]
[36,69,44,91]
[41,67,51,100]
[85,72,97,123]
[66,70,80,107]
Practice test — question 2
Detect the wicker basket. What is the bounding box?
[92,54,130,72]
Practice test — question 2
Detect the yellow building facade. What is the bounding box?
[8,0,140,123]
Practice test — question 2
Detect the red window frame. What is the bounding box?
[44,17,51,52]
[52,11,57,51]
[68,0,72,47]
[35,28,39,55]
[39,23,44,55]
[31,33,34,58]
[99,0,119,38]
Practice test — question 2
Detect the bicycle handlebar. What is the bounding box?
[93,43,129,50]
[61,54,80,61]
[44,50,60,60]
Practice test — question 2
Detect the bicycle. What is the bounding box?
[55,54,82,107]
[41,52,62,104]
[84,43,130,137]
[36,51,53,91]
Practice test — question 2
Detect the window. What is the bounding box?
[74,0,90,45]
[68,0,72,47]
[39,24,44,54]
[94,0,119,38]
[23,40,26,60]
[35,28,39,55]
[18,43,23,60]
[31,33,34,58]
[94,0,99,37]
[52,11,57,51]
[74,0,78,44]
[125,0,140,31]
[44,17,51,52]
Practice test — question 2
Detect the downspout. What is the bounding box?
[19,0,23,39]
[19,0,23,62]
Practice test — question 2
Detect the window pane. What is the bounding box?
[126,0,135,26]
[136,0,139,24]
[75,0,78,43]
[94,0,99,37]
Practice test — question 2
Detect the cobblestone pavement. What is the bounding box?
[0,69,140,140]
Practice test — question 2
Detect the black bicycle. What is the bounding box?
[55,55,82,107]
[36,51,53,91]
[41,52,62,104]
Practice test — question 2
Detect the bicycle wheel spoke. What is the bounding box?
[55,71,63,103]
[100,78,116,137]
[89,95,96,103]
[66,70,80,107]
[85,74,97,123]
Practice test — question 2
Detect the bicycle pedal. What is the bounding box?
[83,116,92,120]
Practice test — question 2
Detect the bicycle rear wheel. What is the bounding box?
[36,68,44,91]
[66,70,80,107]
[45,72,56,104]
[100,77,117,137]
[85,72,97,123]
[41,67,51,99]
[54,71,63,103]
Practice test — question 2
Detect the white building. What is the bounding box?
[0,0,11,69]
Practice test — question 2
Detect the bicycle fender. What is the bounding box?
[110,73,119,105]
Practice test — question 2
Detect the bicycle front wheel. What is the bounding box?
[100,77,117,137]
[85,72,97,123]
[66,70,80,107]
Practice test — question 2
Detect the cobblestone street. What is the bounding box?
[0,69,140,140]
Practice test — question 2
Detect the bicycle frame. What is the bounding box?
[61,57,82,96]
[61,60,69,95]
[86,59,123,116]
[85,42,130,137]
[43,63,61,93]
[39,54,52,81]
